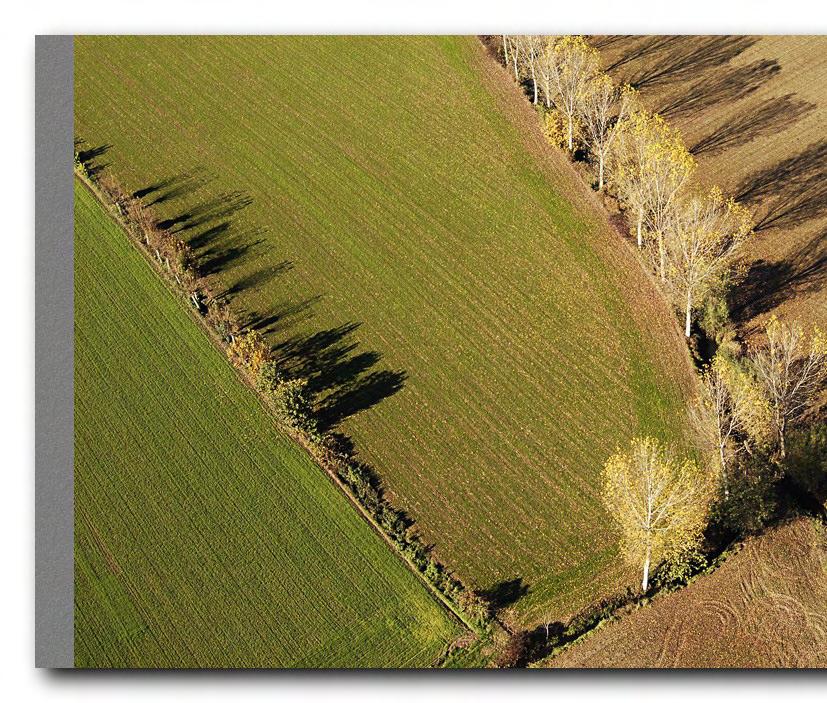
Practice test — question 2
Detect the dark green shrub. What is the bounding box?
[711,455,779,538]
[457,589,492,626]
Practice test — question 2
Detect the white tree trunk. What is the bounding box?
[502,35,509,66]
[719,442,729,499]
[637,211,643,248]
[642,544,651,592]
[567,116,573,151]
[598,154,605,191]
[512,53,519,80]
[532,76,538,104]
[658,233,666,281]
[685,289,692,338]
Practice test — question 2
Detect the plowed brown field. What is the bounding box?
[549,518,827,668]
[597,35,827,334]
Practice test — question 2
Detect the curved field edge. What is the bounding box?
[544,517,827,668]
[74,35,697,626]
[73,180,461,668]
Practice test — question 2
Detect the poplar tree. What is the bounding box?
[748,317,827,459]
[577,78,636,191]
[519,35,544,105]
[602,437,712,592]
[543,35,600,152]
[615,111,694,276]
[664,187,752,337]
[536,35,559,109]
[690,355,771,497]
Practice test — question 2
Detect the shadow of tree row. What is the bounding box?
[594,36,825,326]
[615,36,760,90]
[658,58,781,121]
[143,173,407,432]
[728,138,827,322]
[78,145,408,434]
[690,94,815,157]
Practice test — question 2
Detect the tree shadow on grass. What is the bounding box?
[133,174,265,282]
[74,138,112,179]
[133,168,215,206]
[130,164,408,445]
[272,322,407,431]
[157,191,254,236]
[481,577,530,614]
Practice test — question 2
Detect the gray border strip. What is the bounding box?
[35,34,74,669]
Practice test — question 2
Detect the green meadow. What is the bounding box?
[75,35,694,624]
[74,180,459,667]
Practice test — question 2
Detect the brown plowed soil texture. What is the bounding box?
[550,518,827,668]
[596,35,827,335]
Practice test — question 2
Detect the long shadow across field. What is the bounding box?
[619,36,759,90]
[127,164,408,434]
[598,36,815,162]
[690,94,815,157]
[728,139,827,322]
[729,228,827,323]
[735,139,827,233]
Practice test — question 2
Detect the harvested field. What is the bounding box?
[549,517,827,668]
[74,36,696,625]
[597,35,827,334]
[73,180,460,667]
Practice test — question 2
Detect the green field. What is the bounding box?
[74,180,459,667]
[75,36,695,625]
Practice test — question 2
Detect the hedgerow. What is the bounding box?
[74,151,492,633]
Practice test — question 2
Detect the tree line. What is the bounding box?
[74,153,493,633]
[499,35,827,600]
[503,34,751,339]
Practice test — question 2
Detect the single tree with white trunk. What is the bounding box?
[748,316,827,459]
[577,77,636,191]
[518,35,544,105]
[535,35,559,109]
[602,436,713,592]
[663,186,752,337]
[542,35,600,152]
[501,35,522,81]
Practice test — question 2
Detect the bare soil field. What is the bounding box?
[597,36,827,334]
[549,517,827,668]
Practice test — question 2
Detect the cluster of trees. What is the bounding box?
[602,312,826,593]
[74,152,493,632]
[500,35,752,339]
[601,270,826,592]
[499,37,827,596]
